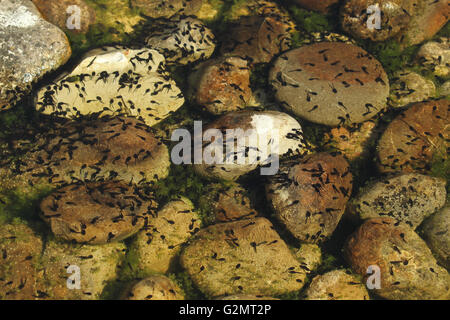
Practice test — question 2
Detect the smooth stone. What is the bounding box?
[0,223,43,300]
[13,116,170,187]
[131,0,203,19]
[345,218,450,300]
[269,42,389,126]
[146,16,216,65]
[389,70,436,108]
[192,111,310,181]
[417,38,450,78]
[188,56,252,115]
[198,183,257,224]
[349,173,447,229]
[40,181,158,244]
[41,239,126,300]
[36,46,184,127]
[220,15,293,65]
[422,205,450,269]
[294,0,340,13]
[180,217,307,297]
[324,120,379,161]
[128,197,200,275]
[399,0,450,47]
[341,0,417,41]
[123,275,184,300]
[266,152,352,243]
[294,243,322,274]
[377,99,449,173]
[0,0,71,111]
[305,269,370,300]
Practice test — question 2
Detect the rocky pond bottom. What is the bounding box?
[0,0,449,300]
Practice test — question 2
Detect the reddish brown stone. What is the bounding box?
[294,0,340,13]
[378,99,449,173]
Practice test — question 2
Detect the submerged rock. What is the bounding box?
[341,0,416,42]
[417,38,450,78]
[180,217,307,297]
[324,120,378,161]
[145,16,216,65]
[198,183,257,223]
[0,223,43,300]
[349,173,447,228]
[128,197,200,275]
[131,0,203,19]
[377,99,449,173]
[192,111,309,181]
[220,15,293,65]
[41,239,126,300]
[389,70,436,108]
[345,218,450,300]
[399,0,450,47]
[422,205,450,269]
[188,56,252,115]
[269,42,389,126]
[294,243,322,274]
[305,269,370,300]
[40,181,158,244]
[31,0,96,33]
[266,152,353,243]
[9,116,170,187]
[36,46,184,127]
[0,0,71,111]
[294,0,340,14]
[123,275,184,300]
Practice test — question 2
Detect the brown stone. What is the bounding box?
[378,99,449,173]
[40,181,157,244]
[345,218,450,300]
[266,152,353,243]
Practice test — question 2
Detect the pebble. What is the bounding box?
[417,38,450,78]
[349,173,447,229]
[422,205,450,269]
[40,239,126,299]
[145,16,216,65]
[198,183,257,223]
[193,111,309,181]
[378,99,449,173]
[269,42,389,126]
[294,0,340,14]
[128,197,200,275]
[324,120,378,161]
[345,217,450,300]
[36,46,184,127]
[341,0,417,42]
[220,15,293,65]
[123,275,184,300]
[0,0,71,111]
[188,56,252,115]
[293,243,322,274]
[399,0,450,47]
[40,181,158,244]
[131,0,203,19]
[305,269,370,300]
[266,152,353,243]
[389,70,436,108]
[0,223,43,300]
[180,217,307,297]
[13,116,170,187]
